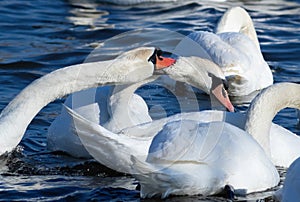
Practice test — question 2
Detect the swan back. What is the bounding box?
[103,77,157,132]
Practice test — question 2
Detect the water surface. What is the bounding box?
[0,0,299,201]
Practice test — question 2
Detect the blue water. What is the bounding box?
[0,0,300,201]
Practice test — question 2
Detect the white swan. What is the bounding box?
[130,84,300,198]
[274,157,300,202]
[67,82,300,175]
[131,120,279,198]
[67,96,280,197]
[174,6,273,96]
[0,47,176,156]
[47,54,234,157]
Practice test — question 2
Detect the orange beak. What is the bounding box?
[211,84,234,112]
[155,56,176,70]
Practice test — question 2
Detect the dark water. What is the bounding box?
[0,0,300,201]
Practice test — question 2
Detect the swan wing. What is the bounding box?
[146,120,250,163]
[65,106,151,173]
[130,120,279,197]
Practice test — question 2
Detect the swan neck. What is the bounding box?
[104,76,158,132]
[245,83,300,156]
[0,59,153,154]
[216,7,260,51]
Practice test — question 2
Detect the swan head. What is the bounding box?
[111,47,176,84]
[160,56,234,112]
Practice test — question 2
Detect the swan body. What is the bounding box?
[69,82,300,172]
[123,110,300,169]
[174,7,273,96]
[68,103,279,197]
[0,47,175,155]
[67,107,280,196]
[131,82,300,198]
[131,120,279,198]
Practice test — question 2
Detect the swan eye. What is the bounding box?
[148,49,158,64]
[222,79,229,90]
[148,48,176,70]
[156,49,163,61]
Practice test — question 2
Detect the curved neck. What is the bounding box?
[0,59,153,154]
[216,7,260,51]
[244,83,300,156]
[104,76,158,132]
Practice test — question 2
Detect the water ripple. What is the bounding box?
[0,0,299,201]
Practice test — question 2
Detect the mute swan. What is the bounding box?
[0,47,176,156]
[68,82,300,174]
[67,105,279,197]
[131,120,279,198]
[131,83,300,198]
[174,6,273,96]
[48,54,234,157]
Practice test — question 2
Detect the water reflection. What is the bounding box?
[67,0,113,30]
